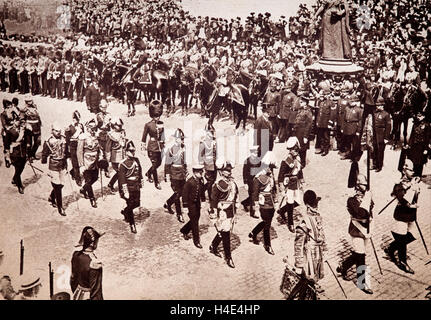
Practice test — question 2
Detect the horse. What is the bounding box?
[249,75,269,120]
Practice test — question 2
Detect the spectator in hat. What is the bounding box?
[15,274,42,300]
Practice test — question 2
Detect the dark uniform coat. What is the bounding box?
[70,250,103,300]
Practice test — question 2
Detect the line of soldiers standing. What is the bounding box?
[0,46,99,103]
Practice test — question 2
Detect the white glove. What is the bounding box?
[79,166,85,175]
[244,184,248,191]
[124,191,130,200]
[303,138,308,144]
[384,139,389,144]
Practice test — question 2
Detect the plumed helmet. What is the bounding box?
[286,136,300,149]
[125,140,136,152]
[303,190,321,208]
[111,117,123,128]
[204,123,215,134]
[403,159,414,171]
[172,128,185,140]
[149,99,163,118]
[51,122,62,132]
[217,160,234,171]
[2,99,12,109]
[24,94,33,104]
[85,118,97,130]
[72,110,81,121]
[77,226,103,249]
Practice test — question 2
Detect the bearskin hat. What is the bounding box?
[149,100,163,118]
[74,51,83,63]
[28,48,35,58]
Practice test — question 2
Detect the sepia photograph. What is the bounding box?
[0,0,430,303]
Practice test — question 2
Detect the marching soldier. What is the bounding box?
[384,160,421,274]
[248,161,277,255]
[164,128,187,223]
[8,111,29,194]
[65,111,84,186]
[290,190,328,299]
[96,99,111,178]
[337,175,374,295]
[372,97,391,172]
[198,123,217,202]
[70,226,104,300]
[240,145,261,218]
[77,118,100,208]
[1,99,18,168]
[22,95,42,161]
[180,164,206,248]
[106,117,126,192]
[41,123,67,216]
[118,140,143,234]
[141,100,165,190]
[208,161,238,268]
[277,137,304,232]
[293,96,313,168]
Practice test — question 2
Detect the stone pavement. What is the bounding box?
[0,92,430,300]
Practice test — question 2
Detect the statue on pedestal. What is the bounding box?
[315,0,352,61]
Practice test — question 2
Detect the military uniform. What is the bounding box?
[340,102,363,160]
[64,62,74,100]
[77,129,100,207]
[165,142,187,221]
[41,132,67,216]
[70,249,103,300]
[180,171,206,246]
[337,187,374,294]
[8,119,29,194]
[106,128,126,191]
[249,169,277,253]
[287,98,301,144]
[198,135,217,201]
[407,118,430,177]
[1,101,19,166]
[65,115,84,186]
[279,90,297,143]
[316,97,336,156]
[209,171,239,267]
[385,175,420,274]
[23,102,42,159]
[263,87,281,140]
[240,148,261,216]
[86,82,102,114]
[254,112,274,156]
[141,118,165,188]
[118,152,143,233]
[373,106,391,171]
[277,149,303,230]
[293,101,313,168]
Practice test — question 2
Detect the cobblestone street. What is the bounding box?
[0,93,430,300]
